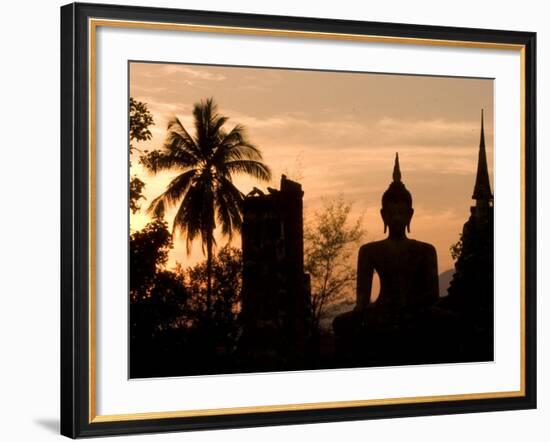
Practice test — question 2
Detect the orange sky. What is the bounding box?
[129,61,494,300]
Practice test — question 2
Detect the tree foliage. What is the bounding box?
[130,176,146,214]
[129,217,189,378]
[129,97,155,213]
[184,245,242,333]
[304,197,364,330]
[129,218,173,301]
[130,97,154,145]
[450,234,463,261]
[129,235,243,376]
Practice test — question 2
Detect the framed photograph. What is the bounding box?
[60,2,537,438]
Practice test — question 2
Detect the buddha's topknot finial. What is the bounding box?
[393,152,401,183]
[382,153,412,208]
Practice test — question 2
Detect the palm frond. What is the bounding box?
[172,196,199,254]
[224,160,272,181]
[215,195,234,240]
[192,98,217,156]
[220,124,247,144]
[141,150,197,174]
[147,196,166,219]
[146,169,197,216]
[209,114,229,140]
[215,177,244,239]
[165,117,204,161]
[213,125,264,162]
[172,176,216,255]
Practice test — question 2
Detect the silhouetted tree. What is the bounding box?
[129,177,146,214]
[304,197,364,331]
[129,218,190,378]
[141,97,271,317]
[129,218,172,301]
[184,246,242,344]
[130,97,154,143]
[129,97,154,213]
[130,269,187,344]
[450,234,463,261]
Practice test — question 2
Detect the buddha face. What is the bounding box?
[380,201,414,234]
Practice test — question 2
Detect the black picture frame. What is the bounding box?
[60,2,537,438]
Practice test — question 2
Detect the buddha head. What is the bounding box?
[381,153,414,235]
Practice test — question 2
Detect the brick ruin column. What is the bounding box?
[238,175,312,371]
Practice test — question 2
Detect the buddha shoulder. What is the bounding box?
[358,239,436,255]
[410,239,437,257]
[358,240,386,255]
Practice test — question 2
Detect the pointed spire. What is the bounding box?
[480,108,485,149]
[393,152,402,183]
[472,109,493,202]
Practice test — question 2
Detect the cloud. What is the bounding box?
[128,65,492,276]
[375,117,487,148]
[130,85,167,95]
[219,108,491,156]
[141,64,227,81]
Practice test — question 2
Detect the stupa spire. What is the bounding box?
[472,109,493,203]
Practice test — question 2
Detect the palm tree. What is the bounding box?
[142,98,271,317]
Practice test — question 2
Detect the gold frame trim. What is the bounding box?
[88,18,527,424]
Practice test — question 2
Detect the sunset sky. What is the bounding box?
[129,61,494,302]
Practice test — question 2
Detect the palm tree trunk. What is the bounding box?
[206,231,213,319]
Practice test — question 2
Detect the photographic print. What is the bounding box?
[128,62,495,379]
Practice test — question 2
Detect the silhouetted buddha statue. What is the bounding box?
[333,154,440,364]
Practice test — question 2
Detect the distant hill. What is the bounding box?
[438,268,455,297]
